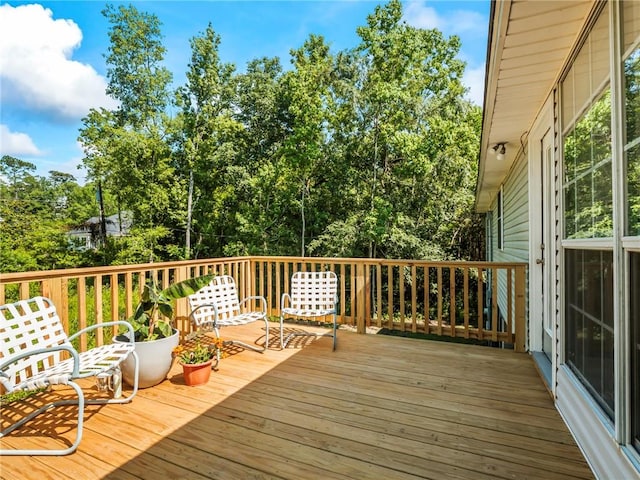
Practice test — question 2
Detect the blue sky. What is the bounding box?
[0,1,489,183]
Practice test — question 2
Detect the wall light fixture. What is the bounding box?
[492,143,506,161]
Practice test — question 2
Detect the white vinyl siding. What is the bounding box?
[489,149,530,329]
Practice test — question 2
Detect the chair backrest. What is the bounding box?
[188,275,241,327]
[289,271,338,311]
[0,297,69,387]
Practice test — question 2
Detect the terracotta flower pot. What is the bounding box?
[181,360,212,386]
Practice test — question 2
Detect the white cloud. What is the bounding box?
[403,2,441,30]
[463,64,485,106]
[403,2,486,35]
[0,4,117,121]
[402,2,487,106]
[0,124,42,156]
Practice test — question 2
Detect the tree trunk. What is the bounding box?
[300,180,306,257]
[185,169,194,259]
[97,180,107,247]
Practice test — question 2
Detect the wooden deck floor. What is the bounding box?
[1,324,593,480]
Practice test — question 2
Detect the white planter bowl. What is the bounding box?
[114,329,179,388]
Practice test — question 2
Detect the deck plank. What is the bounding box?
[1,326,594,479]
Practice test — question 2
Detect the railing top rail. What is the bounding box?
[249,256,529,268]
[0,257,250,283]
[0,256,528,284]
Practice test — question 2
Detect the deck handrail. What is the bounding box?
[0,256,527,352]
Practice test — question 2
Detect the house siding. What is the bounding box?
[489,148,530,330]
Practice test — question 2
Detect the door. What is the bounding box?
[528,96,554,369]
[540,130,553,361]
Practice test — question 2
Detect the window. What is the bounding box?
[623,0,640,455]
[562,4,612,240]
[565,249,615,418]
[563,91,613,239]
[561,6,615,420]
[497,186,504,250]
[625,43,640,236]
[631,252,640,452]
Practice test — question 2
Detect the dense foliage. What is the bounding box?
[1,1,484,273]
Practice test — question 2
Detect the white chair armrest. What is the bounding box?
[68,320,135,344]
[239,295,267,314]
[0,344,81,380]
[281,293,292,310]
[188,303,220,328]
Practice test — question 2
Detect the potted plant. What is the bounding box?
[172,338,224,386]
[115,274,214,388]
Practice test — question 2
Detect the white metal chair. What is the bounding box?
[0,296,139,456]
[188,275,268,356]
[280,271,338,350]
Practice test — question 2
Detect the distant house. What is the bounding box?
[67,211,133,250]
[477,1,639,478]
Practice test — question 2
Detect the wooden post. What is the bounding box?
[514,265,527,352]
[173,266,190,337]
[356,263,366,334]
[449,267,456,337]
[411,265,417,333]
[463,267,469,338]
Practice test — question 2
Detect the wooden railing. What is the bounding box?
[0,256,527,352]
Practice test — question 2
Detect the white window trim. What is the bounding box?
[622,237,640,251]
[562,238,614,250]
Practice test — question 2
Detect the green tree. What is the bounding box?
[79,4,175,263]
[309,0,480,260]
[0,155,36,200]
[229,57,293,255]
[0,164,88,272]
[281,34,336,256]
[174,24,239,259]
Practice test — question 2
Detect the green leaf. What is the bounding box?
[160,274,214,300]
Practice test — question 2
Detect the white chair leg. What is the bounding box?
[332,313,337,351]
[0,381,85,456]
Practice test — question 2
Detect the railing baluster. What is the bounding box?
[375,264,382,328]
[478,267,484,340]
[437,267,443,336]
[125,272,133,319]
[340,265,346,324]
[507,267,513,343]
[78,277,87,352]
[399,266,405,332]
[275,261,281,318]
[387,264,393,329]
[95,275,103,347]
